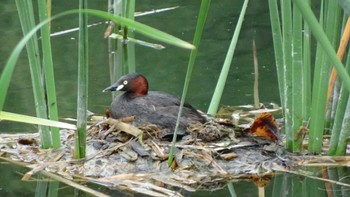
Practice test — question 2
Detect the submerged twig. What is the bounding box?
[272,163,350,188]
[42,171,110,197]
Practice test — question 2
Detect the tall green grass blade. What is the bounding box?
[207,0,249,115]
[15,0,52,148]
[75,0,89,159]
[328,85,349,155]
[116,0,127,84]
[168,0,211,166]
[125,0,136,73]
[328,46,350,155]
[268,0,284,113]
[335,97,350,155]
[107,0,136,98]
[302,0,311,122]
[332,31,350,155]
[37,0,60,149]
[308,0,327,153]
[114,0,136,81]
[290,3,303,152]
[294,0,342,153]
[293,0,350,90]
[280,0,294,151]
[0,111,76,130]
[108,0,120,98]
[121,1,132,75]
[269,0,311,152]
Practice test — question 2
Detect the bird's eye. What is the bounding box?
[123,80,128,85]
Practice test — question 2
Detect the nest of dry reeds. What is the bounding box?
[3,115,346,196]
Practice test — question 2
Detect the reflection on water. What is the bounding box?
[0,162,36,196]
[2,159,346,197]
[0,161,258,196]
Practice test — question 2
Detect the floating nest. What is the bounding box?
[2,114,346,196]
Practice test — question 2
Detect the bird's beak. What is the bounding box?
[102,84,124,92]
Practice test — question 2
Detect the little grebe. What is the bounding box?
[103,73,206,134]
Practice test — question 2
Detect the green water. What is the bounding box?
[0,0,278,131]
[0,0,285,196]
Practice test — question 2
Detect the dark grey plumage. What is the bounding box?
[104,73,206,133]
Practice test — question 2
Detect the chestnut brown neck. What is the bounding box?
[129,75,148,96]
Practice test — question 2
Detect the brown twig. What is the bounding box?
[253,39,260,110]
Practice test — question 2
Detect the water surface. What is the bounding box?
[0,0,282,196]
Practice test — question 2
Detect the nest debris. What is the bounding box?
[0,117,290,196]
